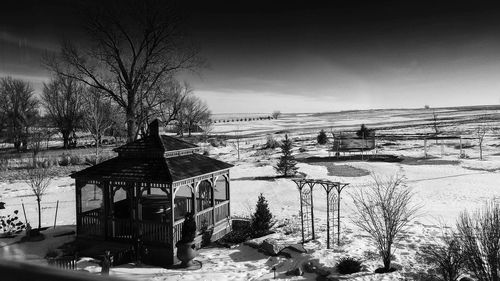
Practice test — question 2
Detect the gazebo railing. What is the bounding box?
[214,201,230,222]
[139,220,170,244]
[80,208,103,236]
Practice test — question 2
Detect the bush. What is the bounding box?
[418,232,465,281]
[58,154,71,166]
[220,228,251,244]
[69,155,81,165]
[263,135,280,149]
[336,257,363,274]
[0,210,26,236]
[457,201,500,281]
[317,129,328,145]
[251,193,274,238]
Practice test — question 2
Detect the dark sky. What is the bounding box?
[2,1,500,113]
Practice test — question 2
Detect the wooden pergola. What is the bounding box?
[292,178,349,249]
[70,120,233,267]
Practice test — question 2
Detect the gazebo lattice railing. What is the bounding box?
[292,178,349,249]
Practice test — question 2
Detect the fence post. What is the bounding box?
[53,200,59,229]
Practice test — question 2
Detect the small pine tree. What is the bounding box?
[275,134,298,177]
[317,129,328,145]
[356,124,370,139]
[251,193,273,238]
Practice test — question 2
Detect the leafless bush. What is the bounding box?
[418,228,465,281]
[352,173,420,272]
[457,201,500,281]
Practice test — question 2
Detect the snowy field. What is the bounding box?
[0,107,499,280]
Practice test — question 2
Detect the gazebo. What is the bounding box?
[70,120,233,266]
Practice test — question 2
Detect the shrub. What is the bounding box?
[221,228,251,244]
[418,231,465,281]
[264,135,280,149]
[69,155,81,165]
[336,257,363,274]
[0,210,26,236]
[251,193,274,238]
[58,154,71,166]
[317,129,328,145]
[352,173,420,272]
[457,201,500,281]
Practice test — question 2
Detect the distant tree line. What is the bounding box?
[0,75,211,151]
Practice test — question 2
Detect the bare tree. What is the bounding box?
[199,119,214,142]
[28,129,45,167]
[0,77,38,152]
[42,75,85,149]
[44,0,203,142]
[457,201,500,281]
[178,95,210,136]
[25,167,52,229]
[272,110,281,119]
[352,173,420,272]
[475,124,489,160]
[82,88,113,163]
[139,80,191,136]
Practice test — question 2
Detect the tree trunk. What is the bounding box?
[37,198,41,230]
[62,131,70,149]
[126,107,137,143]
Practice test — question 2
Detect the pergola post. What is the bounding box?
[424,138,427,158]
[325,185,331,249]
[308,183,315,240]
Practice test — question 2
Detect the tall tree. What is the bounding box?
[44,0,202,142]
[82,88,114,162]
[0,77,38,151]
[42,76,85,149]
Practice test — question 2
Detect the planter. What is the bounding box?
[176,241,197,267]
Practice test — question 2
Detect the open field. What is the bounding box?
[0,105,499,280]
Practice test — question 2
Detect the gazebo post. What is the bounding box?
[103,181,110,239]
[169,184,175,261]
[211,177,216,226]
[75,179,83,234]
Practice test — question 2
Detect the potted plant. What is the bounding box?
[176,212,197,267]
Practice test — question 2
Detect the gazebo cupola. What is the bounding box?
[70,120,233,266]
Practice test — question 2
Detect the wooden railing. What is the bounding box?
[215,201,230,222]
[173,219,184,245]
[80,209,103,236]
[47,256,78,270]
[196,207,213,229]
[109,218,132,240]
[139,220,170,244]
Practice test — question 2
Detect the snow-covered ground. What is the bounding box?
[0,118,499,280]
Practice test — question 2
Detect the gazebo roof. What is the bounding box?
[70,120,233,183]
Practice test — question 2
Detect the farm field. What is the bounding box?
[0,105,499,281]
